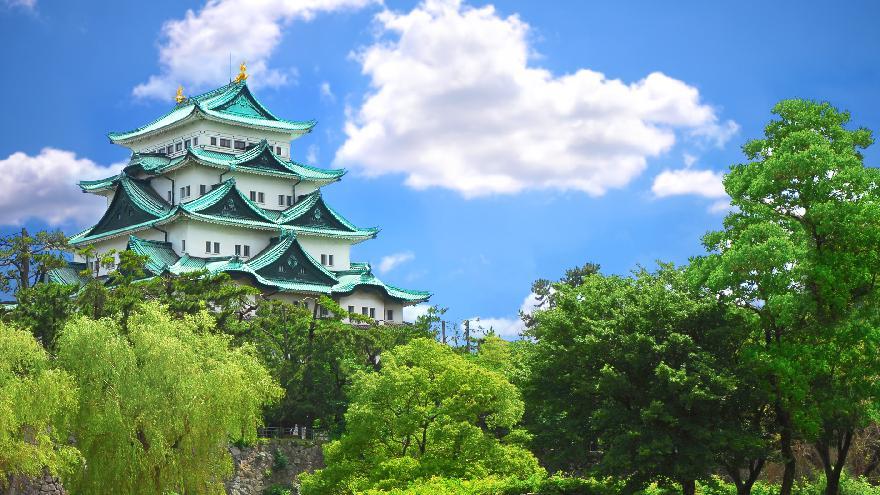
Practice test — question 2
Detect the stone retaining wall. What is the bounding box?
[2,439,323,495]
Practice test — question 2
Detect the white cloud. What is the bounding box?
[335,0,737,197]
[651,168,727,199]
[320,81,336,102]
[0,148,123,226]
[306,144,319,165]
[468,292,542,339]
[403,303,431,322]
[683,152,697,168]
[133,0,378,100]
[4,0,36,10]
[651,167,731,213]
[378,251,414,273]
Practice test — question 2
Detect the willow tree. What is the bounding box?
[693,100,880,495]
[56,303,282,495]
[0,323,80,488]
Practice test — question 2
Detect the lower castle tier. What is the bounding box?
[47,78,430,322]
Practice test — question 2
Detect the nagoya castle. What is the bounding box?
[49,64,430,322]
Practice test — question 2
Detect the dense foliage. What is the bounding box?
[56,303,282,494]
[299,338,543,494]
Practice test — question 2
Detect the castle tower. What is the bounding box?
[49,76,430,322]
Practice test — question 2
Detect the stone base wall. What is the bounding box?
[1,473,66,495]
[226,438,325,495]
[2,438,323,495]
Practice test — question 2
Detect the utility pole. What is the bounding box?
[441,320,447,345]
[464,319,470,353]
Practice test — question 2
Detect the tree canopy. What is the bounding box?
[55,303,282,495]
[300,338,543,495]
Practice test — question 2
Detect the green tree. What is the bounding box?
[6,282,77,350]
[0,228,67,295]
[0,323,80,488]
[527,265,769,495]
[55,302,282,494]
[299,338,543,495]
[249,298,431,431]
[692,100,880,495]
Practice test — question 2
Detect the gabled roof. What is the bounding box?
[176,178,279,229]
[81,142,344,195]
[333,262,432,303]
[70,176,173,244]
[278,190,379,240]
[108,81,316,144]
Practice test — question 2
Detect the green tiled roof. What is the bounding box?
[108,81,316,143]
[333,262,431,303]
[127,236,179,275]
[55,234,430,303]
[46,262,89,286]
[79,174,121,193]
[278,190,379,239]
[73,175,375,245]
[70,176,173,245]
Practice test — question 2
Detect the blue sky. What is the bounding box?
[1,0,878,334]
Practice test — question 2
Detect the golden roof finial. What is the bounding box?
[234,61,248,83]
[175,85,186,104]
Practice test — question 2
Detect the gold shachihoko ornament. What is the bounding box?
[234,61,248,83]
[175,85,186,104]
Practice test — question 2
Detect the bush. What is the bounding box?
[263,484,292,495]
[273,448,289,471]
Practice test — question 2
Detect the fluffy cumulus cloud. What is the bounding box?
[0,148,123,226]
[402,303,431,322]
[134,0,377,100]
[335,0,737,197]
[652,168,726,199]
[651,167,730,212]
[378,251,414,274]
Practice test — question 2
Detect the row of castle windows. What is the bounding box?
[150,134,285,157]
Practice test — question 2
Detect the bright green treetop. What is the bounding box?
[55,303,282,495]
[692,99,880,495]
[299,338,543,495]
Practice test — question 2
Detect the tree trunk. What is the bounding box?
[816,428,854,495]
[681,479,696,495]
[777,404,796,495]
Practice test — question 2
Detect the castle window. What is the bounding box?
[321,254,327,265]
[200,185,207,195]
[219,138,231,148]
[193,137,199,146]
[276,146,282,155]
[205,241,211,253]
[235,245,241,256]
[213,242,220,254]
[181,239,186,252]
[210,137,217,146]
[244,245,250,257]
[175,142,182,152]
[184,139,191,149]
[166,145,173,155]
[286,195,293,206]
[320,306,329,318]
[257,192,265,203]
[249,191,256,201]
[167,191,172,202]
[369,308,376,319]
[361,307,368,316]
[328,255,334,266]
[386,309,394,321]
[234,140,246,150]
[278,194,285,206]
[348,305,355,314]
[180,185,190,198]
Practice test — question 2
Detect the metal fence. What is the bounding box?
[258,425,329,442]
